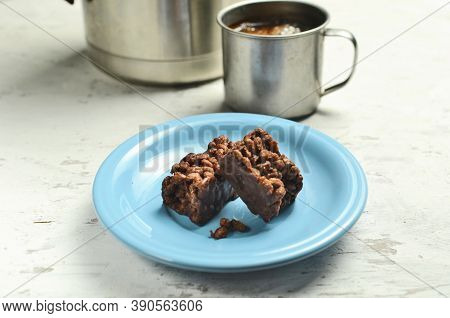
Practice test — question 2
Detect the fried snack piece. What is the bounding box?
[162,136,235,226]
[210,218,249,240]
[218,218,249,232]
[220,128,303,222]
[210,225,229,240]
[230,219,249,232]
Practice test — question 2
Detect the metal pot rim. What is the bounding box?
[217,0,330,39]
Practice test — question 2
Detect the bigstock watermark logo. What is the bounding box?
[138,124,311,174]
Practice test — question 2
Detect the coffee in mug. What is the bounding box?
[230,20,301,36]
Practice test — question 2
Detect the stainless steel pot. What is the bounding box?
[81,0,236,84]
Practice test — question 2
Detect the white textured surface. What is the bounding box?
[0,0,449,297]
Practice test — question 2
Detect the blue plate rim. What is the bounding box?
[92,113,368,272]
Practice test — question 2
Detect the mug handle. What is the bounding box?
[321,28,358,96]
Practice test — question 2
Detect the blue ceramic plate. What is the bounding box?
[93,113,367,272]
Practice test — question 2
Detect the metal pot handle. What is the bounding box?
[321,28,358,96]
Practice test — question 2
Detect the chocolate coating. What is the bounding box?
[162,136,236,226]
[220,128,303,222]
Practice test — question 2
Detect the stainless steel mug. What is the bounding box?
[217,0,358,118]
[82,0,237,84]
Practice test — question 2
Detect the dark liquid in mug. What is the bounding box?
[230,20,301,35]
